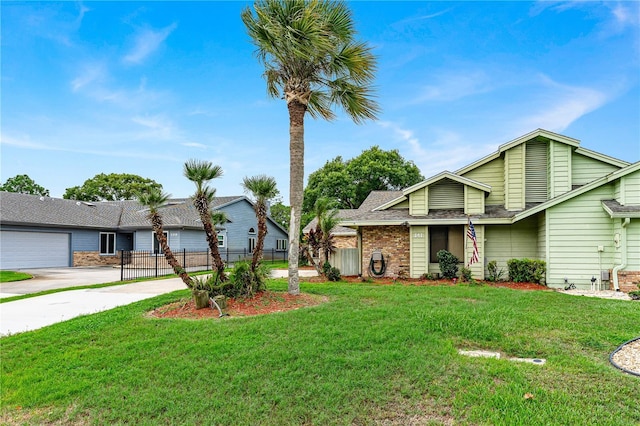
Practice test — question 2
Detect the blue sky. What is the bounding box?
[2,1,639,203]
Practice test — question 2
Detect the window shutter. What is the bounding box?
[428,179,464,209]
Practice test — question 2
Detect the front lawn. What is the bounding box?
[1,280,638,425]
[0,271,32,283]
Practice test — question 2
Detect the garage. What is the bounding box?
[0,231,70,269]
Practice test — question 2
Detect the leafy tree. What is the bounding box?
[64,173,162,201]
[242,174,279,274]
[242,0,379,295]
[269,197,290,231]
[0,174,50,196]
[303,146,424,212]
[138,189,193,289]
[183,159,227,281]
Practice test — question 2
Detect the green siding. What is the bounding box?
[505,145,525,210]
[627,220,640,270]
[465,224,484,278]
[409,188,427,215]
[549,141,571,198]
[464,186,484,214]
[620,169,640,205]
[571,153,619,186]
[485,217,539,278]
[546,184,616,289]
[394,199,410,209]
[462,157,504,206]
[410,225,427,277]
[537,212,546,260]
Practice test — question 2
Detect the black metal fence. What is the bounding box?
[120,248,288,281]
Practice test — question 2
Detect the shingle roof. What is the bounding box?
[0,192,246,230]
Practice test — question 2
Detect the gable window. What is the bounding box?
[100,232,116,255]
[276,239,287,251]
[218,234,225,248]
[249,227,256,235]
[429,226,464,263]
[153,232,169,254]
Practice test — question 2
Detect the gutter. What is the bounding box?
[612,217,631,291]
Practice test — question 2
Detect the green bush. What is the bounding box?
[326,266,341,282]
[460,266,473,282]
[437,250,459,279]
[506,258,546,284]
[322,261,332,276]
[486,260,505,282]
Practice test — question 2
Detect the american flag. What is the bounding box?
[467,218,479,266]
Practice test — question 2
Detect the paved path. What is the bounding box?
[0,268,317,336]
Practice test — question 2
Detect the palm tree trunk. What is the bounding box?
[252,202,268,272]
[194,195,227,281]
[287,99,306,295]
[150,215,193,289]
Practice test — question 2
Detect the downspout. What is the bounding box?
[612,217,630,292]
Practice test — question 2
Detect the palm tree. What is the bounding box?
[318,207,341,270]
[138,189,193,289]
[183,159,227,280]
[242,175,279,272]
[242,0,379,295]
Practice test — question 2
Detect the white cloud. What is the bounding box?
[515,75,609,133]
[181,142,207,149]
[71,63,106,92]
[131,115,177,140]
[410,69,495,104]
[123,23,177,65]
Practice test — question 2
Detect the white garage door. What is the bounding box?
[0,231,70,269]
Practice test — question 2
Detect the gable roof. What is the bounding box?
[0,192,285,231]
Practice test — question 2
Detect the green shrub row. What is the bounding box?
[506,258,546,284]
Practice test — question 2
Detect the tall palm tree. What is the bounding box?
[138,189,193,289]
[183,159,227,280]
[242,175,279,272]
[242,0,379,295]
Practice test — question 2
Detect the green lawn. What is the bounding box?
[1,280,638,425]
[0,271,33,283]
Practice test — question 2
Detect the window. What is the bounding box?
[429,226,464,263]
[248,227,256,235]
[153,232,169,254]
[249,237,256,253]
[276,239,287,251]
[217,234,225,248]
[100,232,116,255]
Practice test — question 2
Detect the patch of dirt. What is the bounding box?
[148,291,328,319]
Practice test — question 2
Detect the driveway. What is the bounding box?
[0,267,123,298]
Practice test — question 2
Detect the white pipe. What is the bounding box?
[612,218,630,292]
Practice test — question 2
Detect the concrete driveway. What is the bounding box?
[0,267,123,298]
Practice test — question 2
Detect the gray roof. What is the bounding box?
[0,192,246,230]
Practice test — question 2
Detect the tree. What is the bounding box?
[303,146,424,212]
[304,197,340,274]
[242,175,279,272]
[0,174,50,196]
[242,0,379,295]
[269,197,290,231]
[183,159,227,281]
[64,173,162,201]
[138,189,193,289]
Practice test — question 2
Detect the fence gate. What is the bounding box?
[330,248,359,276]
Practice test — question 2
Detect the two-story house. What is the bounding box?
[338,129,640,291]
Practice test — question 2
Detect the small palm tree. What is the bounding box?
[242,0,379,295]
[184,159,227,280]
[242,175,279,272]
[318,207,340,269]
[138,189,193,289]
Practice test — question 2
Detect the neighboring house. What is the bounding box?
[0,193,289,269]
[331,129,639,291]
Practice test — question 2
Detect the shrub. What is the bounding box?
[225,261,270,298]
[506,258,546,284]
[322,261,332,276]
[460,266,473,282]
[420,273,437,280]
[437,250,459,279]
[326,266,341,282]
[486,260,505,282]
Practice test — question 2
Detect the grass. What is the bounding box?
[0,271,33,283]
[1,280,639,425]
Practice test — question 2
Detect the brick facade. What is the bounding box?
[361,226,410,278]
[334,235,357,249]
[73,251,121,267]
[611,270,640,293]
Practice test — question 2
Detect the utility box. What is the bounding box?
[601,270,610,281]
